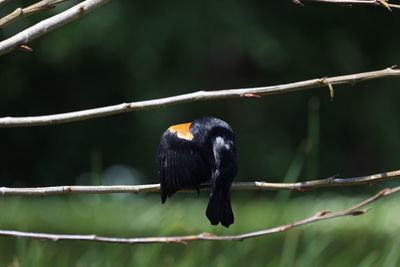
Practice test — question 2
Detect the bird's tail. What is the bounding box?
[206,186,234,228]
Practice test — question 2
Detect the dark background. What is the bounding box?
[1,1,399,188]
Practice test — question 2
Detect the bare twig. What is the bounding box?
[1,66,399,128]
[0,0,109,56]
[1,185,399,244]
[1,169,399,197]
[0,0,73,28]
[295,0,400,10]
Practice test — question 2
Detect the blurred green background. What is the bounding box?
[1,0,400,266]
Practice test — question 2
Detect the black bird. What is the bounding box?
[157,116,238,227]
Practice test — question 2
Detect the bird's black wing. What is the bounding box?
[158,131,211,203]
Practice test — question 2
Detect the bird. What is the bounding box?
[157,116,238,228]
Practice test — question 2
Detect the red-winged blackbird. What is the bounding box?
[157,116,238,227]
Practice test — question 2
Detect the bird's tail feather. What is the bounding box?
[206,187,234,228]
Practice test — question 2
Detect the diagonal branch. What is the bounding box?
[294,0,400,10]
[1,66,400,128]
[1,169,399,197]
[0,0,109,56]
[0,185,399,244]
[0,0,73,28]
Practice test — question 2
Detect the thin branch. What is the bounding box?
[1,185,399,244]
[296,0,400,10]
[1,66,400,128]
[0,0,109,56]
[0,0,73,28]
[1,169,399,197]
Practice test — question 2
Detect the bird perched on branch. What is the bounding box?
[157,116,238,228]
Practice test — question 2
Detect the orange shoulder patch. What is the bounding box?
[168,122,193,140]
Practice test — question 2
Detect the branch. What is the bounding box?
[1,169,399,196]
[0,0,73,28]
[1,66,400,128]
[295,0,400,10]
[1,185,399,244]
[0,0,109,56]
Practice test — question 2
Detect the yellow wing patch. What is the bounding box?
[168,122,193,140]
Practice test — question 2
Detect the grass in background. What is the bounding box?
[1,192,400,267]
[276,96,319,205]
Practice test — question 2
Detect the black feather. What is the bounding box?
[206,187,234,227]
[157,117,238,227]
[158,130,210,203]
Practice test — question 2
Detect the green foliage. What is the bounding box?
[1,195,400,266]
